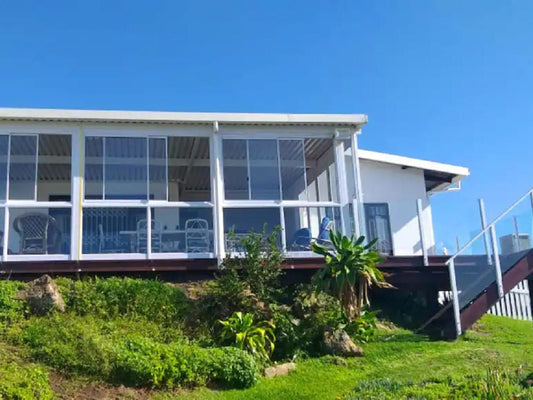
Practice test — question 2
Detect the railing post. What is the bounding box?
[478,199,492,265]
[513,216,521,251]
[448,259,462,338]
[530,192,533,235]
[489,225,504,298]
[417,198,429,266]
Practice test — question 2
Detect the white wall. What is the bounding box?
[346,157,435,256]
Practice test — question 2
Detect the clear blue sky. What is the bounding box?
[1,1,532,249]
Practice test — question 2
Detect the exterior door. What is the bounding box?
[364,203,393,255]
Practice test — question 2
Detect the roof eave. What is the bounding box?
[0,108,368,127]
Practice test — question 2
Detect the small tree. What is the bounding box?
[312,231,391,321]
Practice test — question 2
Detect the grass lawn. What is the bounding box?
[164,315,533,400]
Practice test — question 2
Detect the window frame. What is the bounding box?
[220,135,348,258]
[81,131,215,260]
[0,131,74,262]
[363,202,394,256]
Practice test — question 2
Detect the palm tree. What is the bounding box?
[312,231,392,321]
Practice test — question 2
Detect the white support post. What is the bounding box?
[417,198,429,266]
[70,127,83,260]
[350,130,365,238]
[146,206,152,259]
[513,216,521,251]
[478,199,492,265]
[448,259,462,338]
[530,192,533,235]
[211,122,225,265]
[333,136,348,236]
[489,224,504,298]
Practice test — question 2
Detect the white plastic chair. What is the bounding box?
[185,219,210,253]
[136,219,162,253]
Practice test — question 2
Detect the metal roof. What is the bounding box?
[0,107,368,127]
[358,149,470,193]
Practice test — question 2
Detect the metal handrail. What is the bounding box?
[446,187,533,265]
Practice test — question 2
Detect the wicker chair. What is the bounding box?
[12,213,62,254]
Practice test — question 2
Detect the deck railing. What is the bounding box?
[446,187,533,336]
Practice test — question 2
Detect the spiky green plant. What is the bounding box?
[312,231,391,321]
[218,312,276,361]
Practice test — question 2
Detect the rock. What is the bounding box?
[18,275,66,315]
[322,329,363,357]
[264,362,297,378]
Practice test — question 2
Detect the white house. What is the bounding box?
[0,108,468,269]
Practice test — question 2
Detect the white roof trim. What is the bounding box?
[359,149,470,177]
[0,107,368,127]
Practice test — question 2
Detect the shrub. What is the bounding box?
[56,277,189,325]
[19,314,113,377]
[0,362,54,400]
[222,227,283,303]
[113,337,259,389]
[14,313,259,389]
[218,311,275,361]
[0,280,27,325]
[345,310,378,343]
[207,346,259,389]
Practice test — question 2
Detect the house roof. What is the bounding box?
[358,149,469,194]
[0,107,368,128]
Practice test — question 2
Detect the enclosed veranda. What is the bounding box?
[0,110,371,269]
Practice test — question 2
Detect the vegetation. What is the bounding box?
[312,232,391,321]
[219,311,275,361]
[0,231,530,398]
[173,315,533,399]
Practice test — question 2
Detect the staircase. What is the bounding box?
[421,188,533,339]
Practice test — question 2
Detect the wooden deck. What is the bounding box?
[0,255,452,290]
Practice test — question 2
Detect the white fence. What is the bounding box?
[438,280,532,321]
[489,280,532,321]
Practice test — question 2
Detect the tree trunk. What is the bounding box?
[343,284,359,321]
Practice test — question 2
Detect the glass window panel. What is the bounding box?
[149,138,167,200]
[8,208,71,255]
[280,140,306,200]
[304,138,337,202]
[0,208,4,254]
[223,139,248,200]
[151,207,213,253]
[364,203,393,255]
[82,207,146,254]
[37,135,72,202]
[168,137,211,202]
[9,135,37,200]
[224,208,281,252]
[248,140,280,200]
[85,137,103,200]
[105,137,147,200]
[0,136,8,200]
[284,206,340,251]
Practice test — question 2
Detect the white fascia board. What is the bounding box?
[358,149,470,178]
[0,107,368,127]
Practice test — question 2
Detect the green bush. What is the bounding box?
[56,277,189,325]
[19,314,113,377]
[207,346,259,389]
[14,314,259,389]
[0,280,27,325]
[0,362,54,400]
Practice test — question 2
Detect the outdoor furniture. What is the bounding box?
[136,219,163,253]
[288,216,333,251]
[12,213,62,254]
[185,218,210,253]
[98,224,126,253]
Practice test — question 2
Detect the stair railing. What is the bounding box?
[447,187,533,337]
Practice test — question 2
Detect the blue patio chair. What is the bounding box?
[289,217,334,251]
